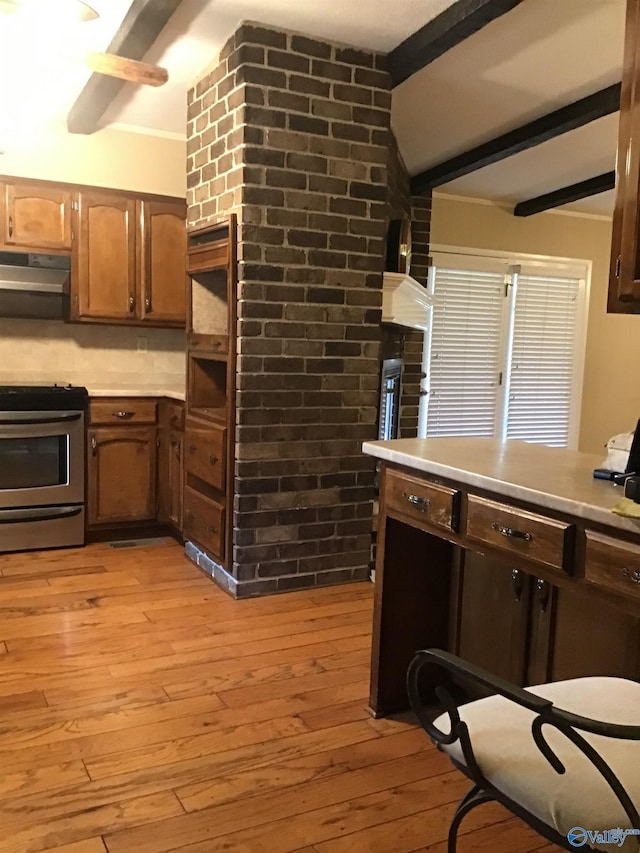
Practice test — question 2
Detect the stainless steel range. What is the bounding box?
[0,384,88,553]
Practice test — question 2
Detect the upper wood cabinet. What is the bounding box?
[74,190,137,321]
[139,199,187,325]
[0,180,75,253]
[72,190,186,326]
[609,0,640,312]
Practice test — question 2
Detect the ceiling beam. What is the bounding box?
[410,83,621,194]
[389,0,526,87]
[513,171,615,217]
[67,0,182,135]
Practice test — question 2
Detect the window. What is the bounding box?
[419,249,589,449]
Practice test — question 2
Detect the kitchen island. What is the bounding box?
[363,437,640,718]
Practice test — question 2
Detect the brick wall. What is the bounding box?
[187,23,392,595]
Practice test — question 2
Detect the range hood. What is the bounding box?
[382,271,434,330]
[0,252,70,320]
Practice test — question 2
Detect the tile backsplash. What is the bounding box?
[0,319,185,391]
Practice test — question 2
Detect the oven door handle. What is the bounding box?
[0,411,83,425]
[0,506,83,524]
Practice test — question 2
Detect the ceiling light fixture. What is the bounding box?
[0,0,99,21]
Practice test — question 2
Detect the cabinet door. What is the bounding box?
[158,426,183,532]
[75,191,136,321]
[456,552,531,686]
[87,426,157,526]
[1,182,74,251]
[609,0,640,312]
[139,199,187,325]
[544,584,640,683]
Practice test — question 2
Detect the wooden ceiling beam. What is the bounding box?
[67,0,182,135]
[389,0,526,87]
[410,83,621,193]
[513,171,616,217]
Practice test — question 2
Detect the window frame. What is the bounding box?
[419,245,591,450]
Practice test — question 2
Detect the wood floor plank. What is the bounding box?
[175,727,429,813]
[0,540,551,853]
[42,839,107,852]
[416,815,562,852]
[103,765,466,853]
[2,790,184,853]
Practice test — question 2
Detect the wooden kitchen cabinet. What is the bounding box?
[0,179,76,253]
[74,190,137,321]
[71,190,186,326]
[87,397,158,529]
[139,199,187,325]
[87,426,157,526]
[455,553,639,692]
[184,215,237,572]
[158,399,185,534]
[609,0,640,312]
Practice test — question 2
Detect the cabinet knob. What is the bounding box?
[209,454,218,465]
[188,444,197,454]
[91,435,97,455]
[145,297,151,312]
[511,568,523,602]
[536,578,550,614]
[128,295,135,312]
[206,524,217,535]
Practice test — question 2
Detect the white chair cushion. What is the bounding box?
[433,676,640,853]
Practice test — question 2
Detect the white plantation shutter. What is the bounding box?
[422,251,588,449]
[426,266,506,437]
[506,272,581,447]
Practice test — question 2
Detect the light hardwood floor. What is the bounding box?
[0,538,562,852]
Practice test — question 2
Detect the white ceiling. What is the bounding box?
[0,0,625,217]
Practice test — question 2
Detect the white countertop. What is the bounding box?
[87,387,185,401]
[363,437,640,535]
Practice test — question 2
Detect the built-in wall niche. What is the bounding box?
[188,354,228,423]
[189,267,228,343]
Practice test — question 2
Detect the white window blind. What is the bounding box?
[426,267,505,437]
[422,251,588,449]
[506,272,580,447]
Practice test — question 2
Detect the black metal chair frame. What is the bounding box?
[407,649,640,853]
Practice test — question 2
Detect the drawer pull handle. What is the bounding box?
[623,567,640,584]
[491,523,532,541]
[206,524,217,534]
[114,410,134,419]
[511,568,523,602]
[402,492,430,511]
[209,454,218,465]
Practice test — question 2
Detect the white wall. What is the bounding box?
[1,121,186,197]
[430,194,635,455]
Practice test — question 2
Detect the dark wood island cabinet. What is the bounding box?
[363,437,640,717]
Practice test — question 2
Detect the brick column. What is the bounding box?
[187,23,392,595]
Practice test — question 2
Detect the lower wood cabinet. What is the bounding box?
[158,400,184,534]
[87,426,157,526]
[456,551,640,690]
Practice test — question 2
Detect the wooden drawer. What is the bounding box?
[183,486,224,560]
[90,398,157,426]
[184,420,225,491]
[585,532,640,601]
[385,468,460,533]
[466,495,574,574]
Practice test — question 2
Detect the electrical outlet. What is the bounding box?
[136,337,148,352]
